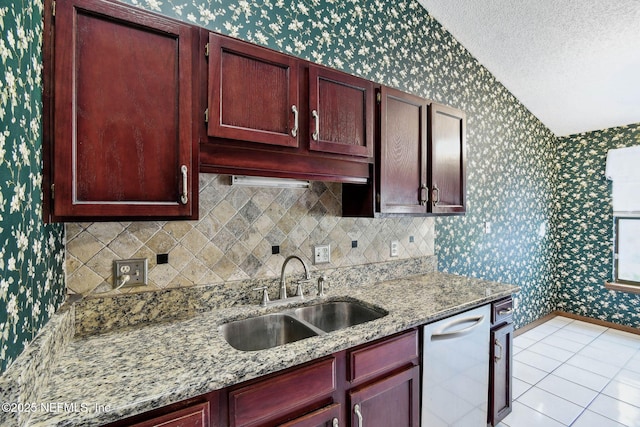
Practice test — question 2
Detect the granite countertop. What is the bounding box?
[28,272,518,426]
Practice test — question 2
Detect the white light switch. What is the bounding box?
[390,240,399,257]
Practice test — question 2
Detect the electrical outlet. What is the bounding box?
[314,244,331,264]
[390,240,399,257]
[113,258,148,288]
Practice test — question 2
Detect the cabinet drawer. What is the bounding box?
[129,402,209,427]
[348,329,418,385]
[492,298,514,325]
[229,357,336,427]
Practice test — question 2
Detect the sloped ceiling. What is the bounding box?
[418,0,640,136]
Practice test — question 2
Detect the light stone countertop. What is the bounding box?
[28,272,518,426]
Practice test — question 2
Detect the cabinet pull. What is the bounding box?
[291,105,299,137]
[498,308,514,316]
[430,315,485,341]
[432,185,440,205]
[354,404,363,427]
[312,109,319,141]
[419,184,428,206]
[332,417,339,427]
[494,338,503,362]
[180,165,188,204]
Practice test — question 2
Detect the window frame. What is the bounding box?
[611,216,640,289]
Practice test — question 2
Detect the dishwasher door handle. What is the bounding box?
[430,315,485,341]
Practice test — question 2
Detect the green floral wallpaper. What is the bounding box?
[119,0,558,329]
[0,0,66,374]
[555,124,640,328]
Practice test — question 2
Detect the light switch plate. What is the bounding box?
[314,245,331,264]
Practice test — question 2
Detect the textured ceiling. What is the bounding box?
[418,0,640,137]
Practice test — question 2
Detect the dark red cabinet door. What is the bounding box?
[429,103,466,214]
[378,87,428,214]
[349,366,420,427]
[51,0,197,220]
[207,33,299,148]
[489,322,514,426]
[308,65,374,158]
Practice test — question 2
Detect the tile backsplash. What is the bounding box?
[66,174,435,297]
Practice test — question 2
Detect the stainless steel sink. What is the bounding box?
[220,313,318,351]
[294,301,387,333]
[220,300,387,351]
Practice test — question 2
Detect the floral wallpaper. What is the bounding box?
[555,124,640,328]
[0,0,66,374]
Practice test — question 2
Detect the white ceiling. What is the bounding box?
[418,0,640,137]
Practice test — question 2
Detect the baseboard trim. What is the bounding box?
[516,310,640,337]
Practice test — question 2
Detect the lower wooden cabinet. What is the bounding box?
[228,357,336,427]
[348,366,420,427]
[489,298,514,426]
[128,402,209,427]
[106,329,420,427]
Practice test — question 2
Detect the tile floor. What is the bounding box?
[498,315,640,427]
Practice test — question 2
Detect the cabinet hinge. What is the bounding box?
[376,92,381,103]
[52,1,56,17]
[204,43,209,57]
[204,108,209,123]
[51,184,55,200]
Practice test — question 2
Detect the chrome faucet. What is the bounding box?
[279,255,310,300]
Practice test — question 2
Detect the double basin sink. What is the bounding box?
[220,300,387,351]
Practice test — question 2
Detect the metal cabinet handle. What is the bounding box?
[291,105,299,137]
[312,109,319,141]
[498,308,514,316]
[419,184,429,206]
[430,315,485,341]
[494,338,503,362]
[432,185,440,205]
[332,417,339,427]
[180,165,188,204]
[354,404,363,427]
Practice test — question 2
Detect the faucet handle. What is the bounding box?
[252,287,270,306]
[294,281,306,299]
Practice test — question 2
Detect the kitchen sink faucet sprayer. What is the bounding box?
[279,255,311,299]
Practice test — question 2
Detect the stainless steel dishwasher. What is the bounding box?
[422,304,491,426]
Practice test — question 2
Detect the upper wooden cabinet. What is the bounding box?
[343,88,466,217]
[207,34,299,148]
[44,0,198,221]
[429,103,466,214]
[378,87,428,215]
[308,65,374,158]
[200,32,372,184]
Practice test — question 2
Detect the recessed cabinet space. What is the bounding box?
[44,0,199,222]
[200,32,373,184]
[342,86,466,217]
